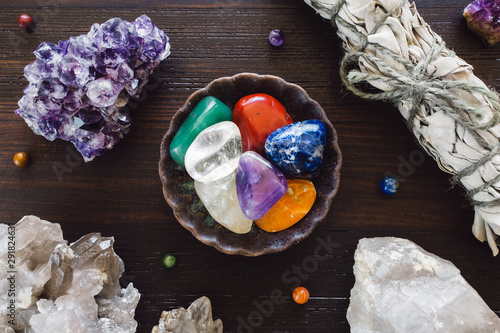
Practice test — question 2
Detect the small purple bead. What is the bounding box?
[269,29,285,46]
[236,151,288,220]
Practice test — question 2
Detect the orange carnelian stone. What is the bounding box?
[255,179,316,232]
[232,93,293,155]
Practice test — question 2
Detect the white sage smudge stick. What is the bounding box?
[304,0,500,255]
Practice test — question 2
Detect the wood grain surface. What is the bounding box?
[1,0,499,332]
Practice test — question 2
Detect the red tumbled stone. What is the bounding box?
[232,93,293,155]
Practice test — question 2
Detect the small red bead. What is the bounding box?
[17,14,34,30]
[292,286,310,304]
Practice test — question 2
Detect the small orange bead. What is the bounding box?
[13,152,29,167]
[292,286,309,304]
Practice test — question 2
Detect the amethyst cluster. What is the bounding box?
[464,0,500,46]
[15,15,171,161]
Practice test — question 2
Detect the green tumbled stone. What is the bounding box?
[170,96,232,168]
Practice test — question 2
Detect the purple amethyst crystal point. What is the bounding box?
[464,0,500,46]
[236,151,288,220]
[15,15,170,161]
[86,78,122,108]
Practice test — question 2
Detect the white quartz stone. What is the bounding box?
[185,121,242,183]
[151,296,222,333]
[0,215,140,333]
[195,171,253,234]
[347,237,500,333]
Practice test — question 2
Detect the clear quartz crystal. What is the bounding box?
[151,296,223,333]
[347,237,500,332]
[0,216,140,333]
[185,121,242,183]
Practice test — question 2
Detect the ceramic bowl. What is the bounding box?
[159,73,342,256]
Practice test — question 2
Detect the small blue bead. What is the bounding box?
[380,176,399,195]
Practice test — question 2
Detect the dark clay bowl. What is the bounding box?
[159,73,342,256]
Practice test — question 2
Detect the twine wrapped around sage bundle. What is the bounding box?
[304,0,500,255]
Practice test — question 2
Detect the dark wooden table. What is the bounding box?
[1,0,499,332]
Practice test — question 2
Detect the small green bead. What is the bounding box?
[162,254,177,268]
[170,96,232,168]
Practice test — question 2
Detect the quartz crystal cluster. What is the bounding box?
[347,237,500,332]
[15,15,171,161]
[0,216,140,333]
[464,0,500,46]
[151,296,223,333]
[170,93,326,234]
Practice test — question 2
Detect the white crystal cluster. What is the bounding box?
[152,296,223,333]
[347,237,500,333]
[0,216,140,333]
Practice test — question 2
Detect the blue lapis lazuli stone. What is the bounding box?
[265,119,326,176]
[380,176,399,195]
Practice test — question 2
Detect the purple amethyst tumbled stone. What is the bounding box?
[236,151,288,220]
[15,15,171,161]
[464,0,500,46]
